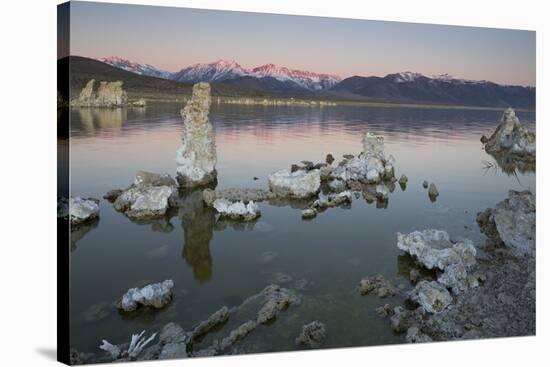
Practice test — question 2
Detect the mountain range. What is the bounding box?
[95,56,535,108]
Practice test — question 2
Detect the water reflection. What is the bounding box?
[482,151,536,177]
[178,190,216,283]
[70,219,99,252]
[75,108,127,131]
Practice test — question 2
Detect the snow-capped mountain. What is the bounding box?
[98,56,173,79]
[171,60,341,90]
[387,71,493,86]
[250,64,341,90]
[171,60,249,83]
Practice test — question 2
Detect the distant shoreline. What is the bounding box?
[134,95,536,113]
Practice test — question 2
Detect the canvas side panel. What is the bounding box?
[57,1,70,365]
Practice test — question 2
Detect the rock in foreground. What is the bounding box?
[295,321,326,348]
[176,83,217,188]
[397,229,476,294]
[477,190,535,257]
[117,280,174,312]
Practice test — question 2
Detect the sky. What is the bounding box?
[67,1,536,86]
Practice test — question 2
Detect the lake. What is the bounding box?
[64,103,535,356]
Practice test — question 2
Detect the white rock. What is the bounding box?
[115,185,176,219]
[302,208,317,219]
[397,230,476,271]
[213,199,260,221]
[118,280,174,312]
[176,83,217,187]
[397,229,477,294]
[268,169,320,198]
[69,197,100,225]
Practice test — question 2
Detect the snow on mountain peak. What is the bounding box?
[98,56,173,79]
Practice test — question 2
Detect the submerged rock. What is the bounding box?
[301,208,317,219]
[428,183,439,201]
[295,321,326,348]
[113,171,177,219]
[422,180,429,189]
[69,197,100,226]
[212,199,260,221]
[409,281,452,314]
[176,83,217,188]
[359,274,397,298]
[220,320,257,350]
[398,174,408,184]
[482,108,535,159]
[268,169,321,198]
[477,190,535,257]
[117,280,174,312]
[190,306,229,341]
[257,285,299,324]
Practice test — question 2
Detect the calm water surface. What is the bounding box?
[66,103,535,355]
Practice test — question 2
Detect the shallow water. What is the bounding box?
[64,103,535,356]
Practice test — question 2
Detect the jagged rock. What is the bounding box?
[406,326,433,343]
[96,81,128,107]
[301,208,317,219]
[359,274,397,298]
[117,280,174,312]
[220,320,257,350]
[482,108,535,159]
[397,229,476,294]
[325,154,335,165]
[190,306,229,341]
[375,184,390,201]
[268,169,321,198]
[295,321,325,348]
[477,190,535,257]
[76,79,96,106]
[176,83,217,188]
[69,197,100,226]
[113,171,177,219]
[212,199,260,221]
[257,285,299,324]
[428,183,439,200]
[422,180,429,189]
[409,281,453,314]
[74,79,128,107]
[312,191,352,210]
[397,229,476,272]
